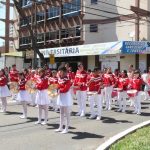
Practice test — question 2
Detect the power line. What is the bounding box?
[97,0,131,11]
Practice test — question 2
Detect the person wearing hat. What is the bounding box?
[87,67,103,120]
[73,63,87,117]
[9,64,19,100]
[103,67,115,110]
[129,70,143,115]
[117,70,129,113]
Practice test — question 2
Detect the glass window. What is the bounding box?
[90,24,98,32]
[61,26,81,38]
[63,0,81,14]
[20,36,31,45]
[46,31,59,41]
[47,7,60,19]
[20,16,31,26]
[22,0,32,7]
[36,12,45,22]
[91,0,98,4]
[37,33,45,43]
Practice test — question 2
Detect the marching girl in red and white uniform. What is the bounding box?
[129,70,143,115]
[117,70,129,112]
[87,68,103,120]
[48,70,59,111]
[0,69,11,113]
[16,73,31,119]
[35,68,49,125]
[103,67,115,110]
[73,63,87,117]
[9,64,19,100]
[55,67,72,134]
[44,64,51,78]
[29,70,37,106]
[23,68,31,80]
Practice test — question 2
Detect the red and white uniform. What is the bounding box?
[17,79,31,102]
[45,69,51,78]
[67,71,75,82]
[130,77,143,114]
[103,73,114,110]
[74,70,87,116]
[48,77,58,85]
[74,70,87,91]
[9,69,19,82]
[87,74,103,94]
[117,77,129,112]
[87,74,103,118]
[103,73,115,87]
[0,75,11,97]
[35,76,49,105]
[57,76,72,106]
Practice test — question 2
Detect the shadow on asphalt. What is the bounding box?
[140,112,150,116]
[4,111,22,115]
[46,123,76,130]
[101,116,133,124]
[69,131,104,139]
[141,102,150,105]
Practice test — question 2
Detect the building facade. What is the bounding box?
[17,0,150,71]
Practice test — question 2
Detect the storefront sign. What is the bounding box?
[99,55,120,62]
[38,41,122,58]
[26,50,34,59]
[122,41,150,54]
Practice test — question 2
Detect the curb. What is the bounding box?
[96,120,150,150]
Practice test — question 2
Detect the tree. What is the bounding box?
[13,0,46,68]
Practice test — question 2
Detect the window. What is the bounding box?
[20,16,31,26]
[36,12,45,22]
[37,33,45,43]
[91,0,98,4]
[63,0,81,17]
[20,36,31,45]
[46,31,59,41]
[47,7,60,19]
[90,24,98,32]
[61,26,81,38]
[22,0,32,7]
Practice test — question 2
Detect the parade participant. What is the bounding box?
[0,69,11,112]
[9,64,19,100]
[73,63,87,117]
[23,68,30,80]
[87,68,103,120]
[129,70,143,115]
[55,67,72,134]
[48,70,59,111]
[29,70,37,106]
[142,67,150,100]
[44,64,51,78]
[103,67,115,110]
[16,73,31,119]
[9,64,19,82]
[35,68,49,125]
[117,70,129,112]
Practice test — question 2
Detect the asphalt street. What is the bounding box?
[0,99,150,150]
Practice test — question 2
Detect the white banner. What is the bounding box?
[38,41,122,58]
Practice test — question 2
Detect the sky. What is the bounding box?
[0,0,13,46]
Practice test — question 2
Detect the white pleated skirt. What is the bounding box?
[57,90,73,106]
[35,89,49,105]
[0,85,11,98]
[17,90,32,102]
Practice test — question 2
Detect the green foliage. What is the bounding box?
[110,125,150,150]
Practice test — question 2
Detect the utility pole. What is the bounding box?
[59,0,63,46]
[5,0,10,53]
[135,0,140,70]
